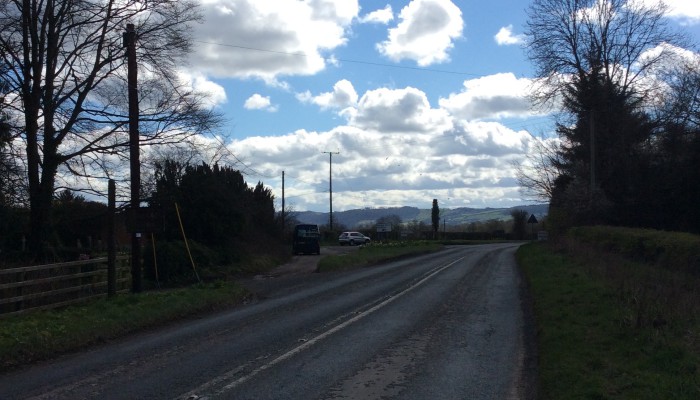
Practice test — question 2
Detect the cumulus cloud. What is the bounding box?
[349,86,452,133]
[177,71,227,108]
[494,25,525,46]
[244,93,278,112]
[126,1,556,212]
[211,78,539,212]
[439,73,538,120]
[223,119,534,211]
[296,79,358,110]
[376,0,463,66]
[360,4,394,24]
[189,0,359,81]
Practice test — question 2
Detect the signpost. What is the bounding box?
[527,214,538,239]
[376,223,392,242]
[376,223,392,233]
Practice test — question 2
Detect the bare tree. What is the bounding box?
[525,0,685,107]
[655,58,700,130]
[0,0,222,253]
[513,137,564,203]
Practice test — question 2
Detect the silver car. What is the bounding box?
[338,231,371,246]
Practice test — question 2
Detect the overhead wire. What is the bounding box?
[193,40,486,77]
[189,40,556,203]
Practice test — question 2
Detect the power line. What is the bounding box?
[193,40,484,77]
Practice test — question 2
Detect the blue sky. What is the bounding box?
[170,0,700,212]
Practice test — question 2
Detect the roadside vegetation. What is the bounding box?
[0,240,445,371]
[518,226,700,399]
[316,241,443,272]
[0,281,248,372]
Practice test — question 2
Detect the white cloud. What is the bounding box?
[360,5,394,24]
[494,25,525,46]
[244,93,278,112]
[297,79,358,110]
[349,86,452,133]
[439,73,539,120]
[207,78,541,212]
[644,0,700,25]
[190,0,359,81]
[376,0,463,66]
[222,118,535,212]
[177,71,227,108]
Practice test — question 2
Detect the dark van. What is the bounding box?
[292,224,321,255]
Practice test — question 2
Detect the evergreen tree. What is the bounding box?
[431,199,440,236]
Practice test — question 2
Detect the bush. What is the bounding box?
[568,226,700,273]
[143,239,216,285]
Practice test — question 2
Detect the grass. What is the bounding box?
[0,281,248,372]
[518,241,700,399]
[12,228,697,399]
[316,241,443,272]
[0,240,444,370]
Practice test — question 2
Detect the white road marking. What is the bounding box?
[177,256,465,399]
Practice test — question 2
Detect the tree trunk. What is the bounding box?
[27,160,58,257]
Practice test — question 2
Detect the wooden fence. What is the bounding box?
[0,256,131,316]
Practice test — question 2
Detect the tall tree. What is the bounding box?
[525,0,683,108]
[0,0,221,255]
[645,60,700,231]
[510,209,529,240]
[431,199,440,236]
[0,104,24,208]
[149,161,279,249]
[524,0,684,227]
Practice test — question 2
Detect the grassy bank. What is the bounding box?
[316,241,443,272]
[0,281,248,372]
[518,230,700,399]
[1,241,444,371]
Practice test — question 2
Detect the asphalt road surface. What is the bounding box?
[0,243,536,399]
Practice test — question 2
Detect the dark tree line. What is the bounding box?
[522,0,700,233]
[144,160,283,282]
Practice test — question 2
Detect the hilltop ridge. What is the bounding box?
[293,204,548,229]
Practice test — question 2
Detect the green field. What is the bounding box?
[518,227,700,399]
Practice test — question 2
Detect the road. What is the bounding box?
[0,243,536,399]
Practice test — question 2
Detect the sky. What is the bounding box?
[171,0,700,213]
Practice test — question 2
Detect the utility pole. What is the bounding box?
[590,109,595,196]
[322,151,339,230]
[107,179,116,297]
[124,24,142,293]
[281,170,285,232]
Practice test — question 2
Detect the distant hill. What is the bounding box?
[293,204,549,229]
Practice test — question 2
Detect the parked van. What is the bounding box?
[292,224,321,255]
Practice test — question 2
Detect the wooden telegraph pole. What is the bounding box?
[124,24,142,293]
[323,151,339,231]
[108,179,116,297]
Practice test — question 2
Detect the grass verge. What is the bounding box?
[1,242,442,371]
[518,242,700,399]
[317,241,443,272]
[0,281,248,372]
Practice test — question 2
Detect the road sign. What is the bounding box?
[527,214,538,224]
[376,223,392,233]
